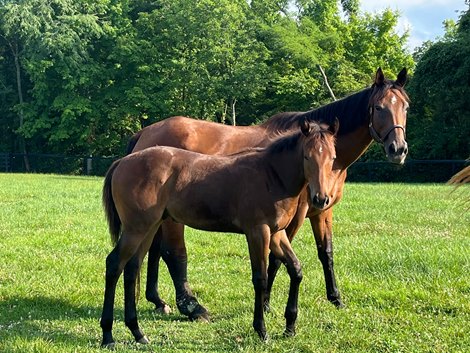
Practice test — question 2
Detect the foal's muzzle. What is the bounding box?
[312,193,330,209]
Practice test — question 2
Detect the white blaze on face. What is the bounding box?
[391,95,397,105]
[319,146,323,153]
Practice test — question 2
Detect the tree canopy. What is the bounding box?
[2,0,465,161]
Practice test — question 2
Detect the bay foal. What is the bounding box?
[100,120,338,347]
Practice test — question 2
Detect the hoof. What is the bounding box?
[177,296,210,322]
[189,307,210,323]
[155,303,172,315]
[283,328,296,337]
[136,335,150,345]
[257,331,269,342]
[101,342,116,350]
[331,299,345,309]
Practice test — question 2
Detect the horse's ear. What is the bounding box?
[299,117,311,136]
[374,67,385,86]
[329,118,339,136]
[396,67,407,87]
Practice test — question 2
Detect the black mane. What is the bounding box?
[261,88,371,136]
[261,81,409,136]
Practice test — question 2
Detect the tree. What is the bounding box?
[407,5,470,159]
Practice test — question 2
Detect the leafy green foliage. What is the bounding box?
[0,0,415,156]
[407,6,470,159]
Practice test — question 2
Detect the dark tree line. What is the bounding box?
[0,0,468,161]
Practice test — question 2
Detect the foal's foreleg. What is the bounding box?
[246,226,270,340]
[265,195,308,312]
[270,231,303,336]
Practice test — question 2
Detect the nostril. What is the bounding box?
[325,196,330,206]
[389,142,398,155]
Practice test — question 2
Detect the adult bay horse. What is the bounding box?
[128,68,409,320]
[100,120,338,347]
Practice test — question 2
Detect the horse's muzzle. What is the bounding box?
[312,193,330,209]
[386,140,408,165]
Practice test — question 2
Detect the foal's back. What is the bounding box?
[113,146,275,234]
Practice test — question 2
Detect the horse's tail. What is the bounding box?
[103,159,122,246]
[126,129,143,155]
[448,165,470,185]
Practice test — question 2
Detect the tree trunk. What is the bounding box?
[12,42,30,171]
[318,65,337,101]
[231,98,237,126]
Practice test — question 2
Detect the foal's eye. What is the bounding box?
[375,105,383,111]
[304,156,309,160]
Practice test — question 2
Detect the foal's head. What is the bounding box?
[300,118,338,210]
[369,68,409,165]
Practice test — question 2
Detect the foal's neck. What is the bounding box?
[264,139,306,197]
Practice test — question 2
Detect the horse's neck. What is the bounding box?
[336,127,373,169]
[308,88,373,169]
[264,144,305,197]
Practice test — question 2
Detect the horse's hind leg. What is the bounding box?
[270,230,303,336]
[145,227,171,314]
[160,219,209,321]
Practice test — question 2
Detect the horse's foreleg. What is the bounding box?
[270,230,303,336]
[246,225,270,340]
[309,209,343,308]
[145,227,171,314]
[160,219,209,321]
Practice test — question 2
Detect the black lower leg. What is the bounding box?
[161,249,209,321]
[265,252,282,312]
[146,231,170,312]
[318,249,343,307]
[252,274,268,340]
[101,250,120,348]
[284,261,302,336]
[124,257,148,344]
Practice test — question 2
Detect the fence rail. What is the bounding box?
[0,152,467,182]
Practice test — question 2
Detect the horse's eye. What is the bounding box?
[304,156,309,160]
[375,105,383,111]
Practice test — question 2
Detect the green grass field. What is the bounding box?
[0,173,468,353]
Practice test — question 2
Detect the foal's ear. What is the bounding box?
[374,67,385,86]
[396,67,407,87]
[329,118,339,136]
[299,117,311,136]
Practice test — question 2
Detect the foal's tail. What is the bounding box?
[103,160,122,246]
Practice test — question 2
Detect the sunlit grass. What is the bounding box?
[0,174,468,352]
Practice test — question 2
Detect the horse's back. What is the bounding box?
[131,116,266,155]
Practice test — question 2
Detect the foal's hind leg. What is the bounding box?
[270,230,303,336]
[124,233,156,345]
[145,227,171,314]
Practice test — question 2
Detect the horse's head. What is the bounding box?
[369,68,409,165]
[300,118,338,210]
